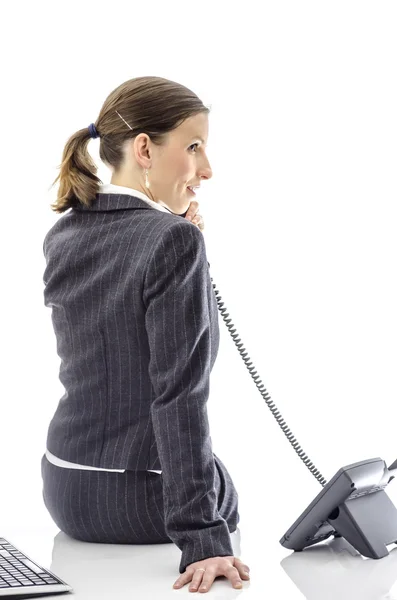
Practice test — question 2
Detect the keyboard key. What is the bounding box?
[20,558,46,574]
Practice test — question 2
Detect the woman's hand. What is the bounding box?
[173,555,250,593]
[184,200,204,232]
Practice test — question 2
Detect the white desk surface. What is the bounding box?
[2,503,397,599]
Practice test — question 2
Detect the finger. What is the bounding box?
[189,570,205,592]
[225,565,243,589]
[173,567,193,589]
[185,201,199,221]
[187,200,199,213]
[191,215,204,230]
[234,558,250,579]
[186,213,198,223]
[198,568,216,593]
[238,564,250,579]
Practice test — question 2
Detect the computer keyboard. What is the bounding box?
[0,537,72,597]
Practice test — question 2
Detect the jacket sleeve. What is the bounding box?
[143,221,234,574]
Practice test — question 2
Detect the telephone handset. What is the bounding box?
[209,273,397,559]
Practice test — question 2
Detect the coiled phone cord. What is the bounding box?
[210,276,328,488]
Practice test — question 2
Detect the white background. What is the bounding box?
[1,1,397,597]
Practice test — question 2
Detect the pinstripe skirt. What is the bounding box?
[40,453,239,545]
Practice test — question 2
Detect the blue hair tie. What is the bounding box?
[88,123,99,139]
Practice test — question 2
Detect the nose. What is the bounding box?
[198,157,213,182]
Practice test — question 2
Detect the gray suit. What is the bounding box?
[42,192,239,573]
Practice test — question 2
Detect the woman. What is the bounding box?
[41,76,251,593]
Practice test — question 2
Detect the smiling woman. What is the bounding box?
[42,75,242,592]
[49,76,212,215]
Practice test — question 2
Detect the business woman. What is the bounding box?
[41,75,251,593]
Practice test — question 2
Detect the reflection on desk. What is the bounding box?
[281,537,397,600]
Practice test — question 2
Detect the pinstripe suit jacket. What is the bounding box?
[42,190,234,570]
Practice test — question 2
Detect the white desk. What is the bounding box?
[2,509,397,598]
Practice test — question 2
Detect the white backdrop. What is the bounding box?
[1,0,397,595]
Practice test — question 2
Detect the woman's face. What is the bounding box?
[115,112,213,215]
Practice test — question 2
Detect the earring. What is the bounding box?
[145,169,150,189]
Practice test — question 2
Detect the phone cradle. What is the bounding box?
[326,488,397,559]
[280,458,397,560]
